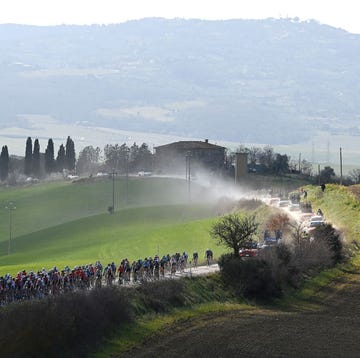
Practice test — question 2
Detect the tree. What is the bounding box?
[138,143,153,171]
[45,139,55,174]
[130,142,153,172]
[248,146,261,168]
[0,145,9,181]
[104,143,129,173]
[300,159,313,176]
[349,168,360,184]
[320,166,336,183]
[271,153,289,174]
[56,144,66,171]
[258,145,274,172]
[32,138,41,177]
[129,142,139,172]
[65,136,76,170]
[266,213,290,233]
[24,137,32,175]
[312,224,342,264]
[210,213,259,256]
[76,146,101,174]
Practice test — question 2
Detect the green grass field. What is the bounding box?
[0,177,228,275]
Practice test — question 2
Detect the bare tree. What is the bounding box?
[289,222,332,270]
[266,213,290,234]
[349,168,360,184]
[210,213,259,256]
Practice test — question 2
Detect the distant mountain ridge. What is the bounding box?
[0,18,359,146]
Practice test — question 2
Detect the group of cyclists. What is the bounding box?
[0,249,214,306]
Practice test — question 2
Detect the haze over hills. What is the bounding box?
[1,17,360,164]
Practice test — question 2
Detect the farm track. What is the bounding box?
[127,268,360,358]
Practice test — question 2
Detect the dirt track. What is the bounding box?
[127,268,360,357]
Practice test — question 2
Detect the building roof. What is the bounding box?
[155,140,225,151]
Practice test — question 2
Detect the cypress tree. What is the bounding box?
[32,138,41,177]
[65,136,76,171]
[0,145,9,181]
[45,138,55,174]
[24,137,33,175]
[56,144,66,172]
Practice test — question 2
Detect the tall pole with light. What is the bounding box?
[5,202,16,255]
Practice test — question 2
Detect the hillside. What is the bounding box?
[0,177,236,275]
[126,272,360,357]
[96,184,360,357]
[0,18,360,152]
[2,181,360,357]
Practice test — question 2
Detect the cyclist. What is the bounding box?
[192,252,199,268]
[205,249,213,266]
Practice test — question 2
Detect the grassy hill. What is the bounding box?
[0,177,229,275]
[4,180,360,357]
[304,184,360,238]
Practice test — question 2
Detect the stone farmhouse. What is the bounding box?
[154,139,226,175]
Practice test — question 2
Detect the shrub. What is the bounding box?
[290,235,333,272]
[132,279,186,314]
[258,244,299,287]
[218,254,281,299]
[0,287,133,358]
[311,224,343,264]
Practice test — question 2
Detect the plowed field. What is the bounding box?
[127,269,360,358]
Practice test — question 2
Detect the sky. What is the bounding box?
[1,0,360,34]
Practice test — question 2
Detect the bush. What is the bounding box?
[311,224,343,264]
[218,230,343,300]
[218,254,281,299]
[290,235,333,274]
[258,244,299,288]
[132,279,186,314]
[0,287,133,358]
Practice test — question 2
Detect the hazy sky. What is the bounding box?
[1,0,360,34]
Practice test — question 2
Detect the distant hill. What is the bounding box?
[1,18,359,146]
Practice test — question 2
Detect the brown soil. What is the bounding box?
[125,270,360,358]
[349,185,360,201]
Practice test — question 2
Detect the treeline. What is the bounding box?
[2,136,360,186]
[231,144,313,176]
[76,142,153,175]
[0,137,154,183]
[231,144,360,185]
[0,136,76,182]
[24,136,76,177]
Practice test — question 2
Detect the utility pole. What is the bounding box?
[298,153,301,173]
[125,150,129,205]
[108,169,117,214]
[340,147,343,185]
[5,202,16,255]
[185,151,191,203]
[112,169,115,212]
